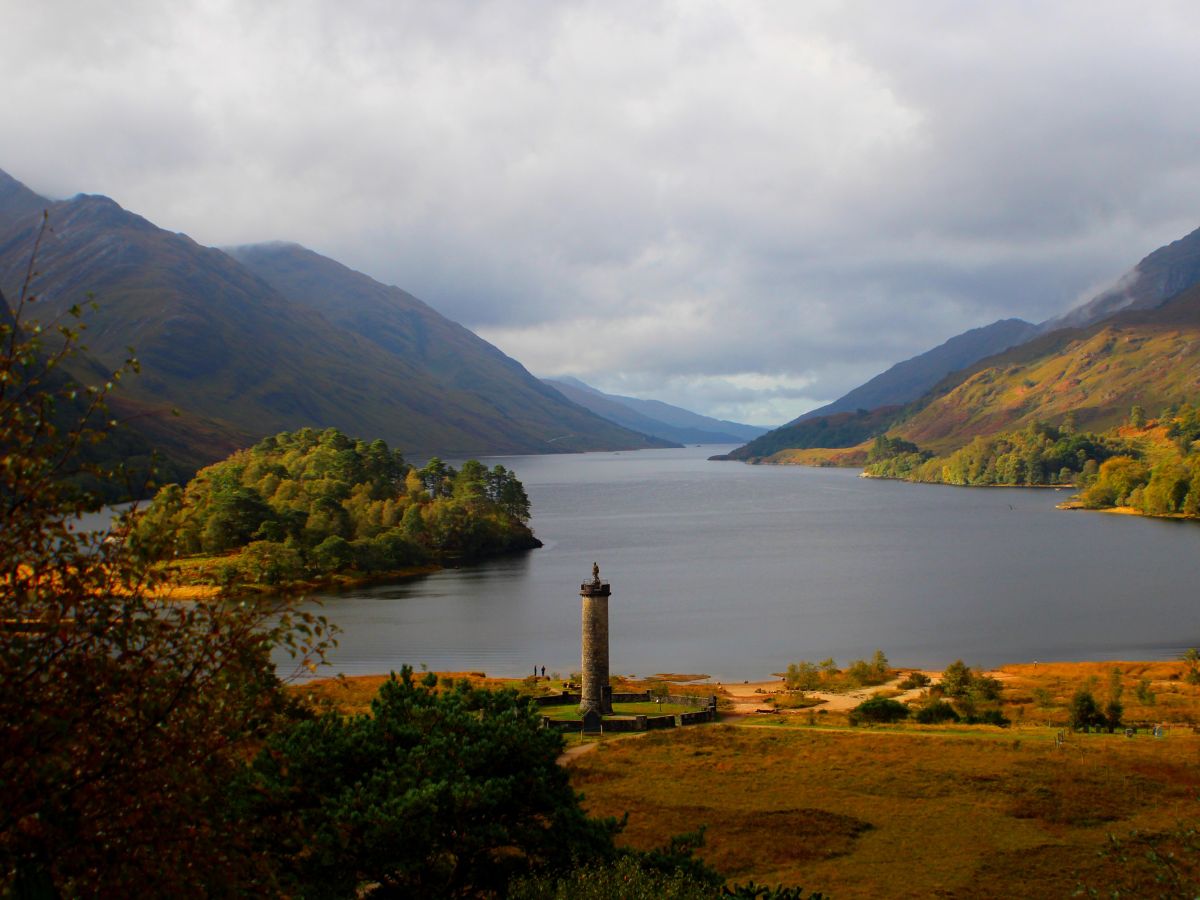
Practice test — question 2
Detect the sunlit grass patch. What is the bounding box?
[538,701,696,720]
[567,720,1200,896]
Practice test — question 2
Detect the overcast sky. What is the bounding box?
[4,1,1200,424]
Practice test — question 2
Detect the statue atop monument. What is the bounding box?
[592,561,600,586]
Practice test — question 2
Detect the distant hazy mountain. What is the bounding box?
[794,318,1039,424]
[0,170,46,224]
[1038,225,1200,333]
[542,376,767,444]
[0,169,669,472]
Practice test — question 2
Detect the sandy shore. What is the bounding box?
[717,673,944,717]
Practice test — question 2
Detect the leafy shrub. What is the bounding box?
[1069,689,1105,730]
[724,884,827,899]
[510,855,714,899]
[850,696,909,725]
[898,671,931,689]
[915,700,960,724]
[1135,678,1156,706]
[241,666,621,897]
[784,661,821,691]
[963,709,1011,727]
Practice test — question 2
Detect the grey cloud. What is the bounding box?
[4,1,1200,423]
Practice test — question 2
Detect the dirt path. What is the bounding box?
[556,731,649,765]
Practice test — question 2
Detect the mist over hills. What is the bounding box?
[542,376,766,445]
[0,169,668,474]
[1038,225,1200,333]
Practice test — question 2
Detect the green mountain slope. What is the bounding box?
[224,242,670,455]
[0,171,665,471]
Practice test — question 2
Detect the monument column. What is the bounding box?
[579,563,612,715]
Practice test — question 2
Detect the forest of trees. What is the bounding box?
[863,407,1200,519]
[133,427,540,586]
[863,423,1132,487]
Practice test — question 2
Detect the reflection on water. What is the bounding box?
[286,446,1200,681]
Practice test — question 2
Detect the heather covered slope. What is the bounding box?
[721,319,1039,463]
[795,317,1039,423]
[893,282,1200,453]
[0,170,665,470]
[726,224,1200,464]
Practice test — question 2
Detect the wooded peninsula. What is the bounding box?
[132,427,540,594]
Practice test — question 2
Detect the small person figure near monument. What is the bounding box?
[541,665,545,678]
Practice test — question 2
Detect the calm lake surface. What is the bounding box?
[295,445,1200,682]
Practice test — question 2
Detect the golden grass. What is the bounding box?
[763,444,870,467]
[997,660,1200,726]
[289,662,1200,894]
[569,723,1200,897]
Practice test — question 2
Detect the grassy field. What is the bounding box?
[290,661,1200,896]
[568,723,1200,897]
[539,701,698,719]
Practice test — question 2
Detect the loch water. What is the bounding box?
[295,445,1200,682]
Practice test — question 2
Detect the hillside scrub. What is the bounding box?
[864,422,1132,486]
[0,265,335,893]
[863,407,1200,522]
[785,650,892,693]
[239,667,623,897]
[133,427,539,588]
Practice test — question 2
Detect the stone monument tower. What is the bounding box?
[579,562,612,715]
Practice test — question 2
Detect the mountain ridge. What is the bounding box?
[0,170,669,472]
[728,222,1200,462]
[793,318,1040,424]
[890,278,1200,453]
[542,375,766,445]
